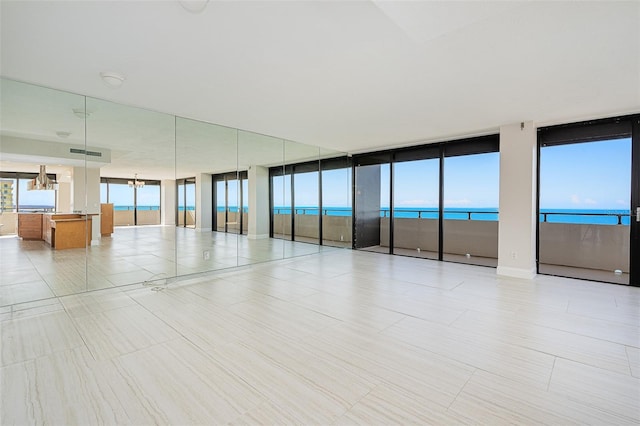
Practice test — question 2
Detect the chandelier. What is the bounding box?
[128,174,145,189]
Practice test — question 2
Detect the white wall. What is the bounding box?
[248,165,270,239]
[497,121,537,279]
[71,166,101,243]
[196,173,212,232]
[161,179,176,225]
[56,182,71,212]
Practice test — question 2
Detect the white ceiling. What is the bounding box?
[1,0,639,154]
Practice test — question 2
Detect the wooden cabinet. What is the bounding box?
[18,213,43,240]
[101,203,114,236]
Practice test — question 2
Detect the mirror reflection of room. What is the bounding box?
[0,77,349,306]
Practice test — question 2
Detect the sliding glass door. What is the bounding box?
[353,136,499,267]
[177,178,195,228]
[213,171,247,234]
[392,147,440,260]
[538,116,639,285]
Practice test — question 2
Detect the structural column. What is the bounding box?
[71,166,101,244]
[248,165,270,239]
[161,179,176,225]
[497,121,537,279]
[195,173,212,232]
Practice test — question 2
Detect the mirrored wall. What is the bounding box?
[0,77,348,306]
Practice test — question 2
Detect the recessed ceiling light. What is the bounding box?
[56,131,71,138]
[179,0,209,13]
[100,71,126,88]
[72,108,92,119]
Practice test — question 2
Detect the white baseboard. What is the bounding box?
[195,227,212,233]
[248,233,269,240]
[496,265,536,280]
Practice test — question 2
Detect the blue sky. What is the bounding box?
[539,138,631,210]
[18,138,632,211]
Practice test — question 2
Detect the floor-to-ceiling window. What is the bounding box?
[321,157,352,247]
[0,172,56,236]
[443,140,499,266]
[353,152,391,253]
[177,177,196,228]
[270,166,292,240]
[100,177,160,226]
[270,157,351,246]
[538,117,638,285]
[293,162,320,244]
[213,171,247,234]
[353,136,499,267]
[392,146,440,260]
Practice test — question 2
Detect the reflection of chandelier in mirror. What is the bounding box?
[128,174,145,189]
[27,165,58,191]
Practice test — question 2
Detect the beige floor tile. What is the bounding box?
[1,346,133,425]
[382,316,556,389]
[451,309,632,375]
[1,310,85,366]
[0,279,55,306]
[71,305,179,360]
[227,295,342,340]
[548,358,640,422]
[335,384,473,425]
[303,323,475,408]
[210,342,349,424]
[450,369,637,425]
[627,346,640,378]
[60,287,137,318]
[516,305,640,347]
[292,291,407,331]
[113,338,263,425]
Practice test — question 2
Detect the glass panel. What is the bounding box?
[136,183,160,225]
[393,158,439,260]
[226,178,240,234]
[17,178,55,212]
[285,140,320,257]
[354,161,390,253]
[109,183,135,226]
[0,178,17,237]
[237,130,284,264]
[185,179,196,229]
[241,177,248,235]
[176,117,238,275]
[272,173,290,240]
[539,138,631,284]
[294,169,319,244]
[443,152,499,266]
[215,179,225,232]
[85,97,176,291]
[322,166,352,247]
[0,78,87,303]
[177,182,186,226]
[100,182,108,204]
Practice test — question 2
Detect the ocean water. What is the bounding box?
[106,206,632,226]
[271,207,632,226]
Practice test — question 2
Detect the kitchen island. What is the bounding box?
[17,212,93,249]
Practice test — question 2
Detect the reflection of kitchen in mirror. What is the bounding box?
[0,77,351,307]
[0,79,95,303]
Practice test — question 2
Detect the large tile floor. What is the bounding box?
[0,226,324,306]
[1,249,639,424]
